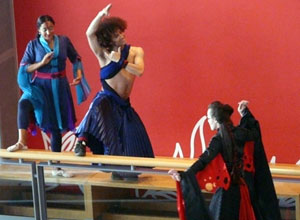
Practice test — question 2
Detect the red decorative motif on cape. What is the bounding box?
[176,141,256,220]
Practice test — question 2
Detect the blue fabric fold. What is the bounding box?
[39,35,63,129]
[73,61,91,105]
[17,64,44,127]
[100,44,131,80]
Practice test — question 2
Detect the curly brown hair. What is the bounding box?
[96,16,127,52]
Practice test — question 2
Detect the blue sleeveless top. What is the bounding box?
[100,44,130,80]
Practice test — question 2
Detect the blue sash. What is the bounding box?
[39,35,63,129]
[100,44,131,80]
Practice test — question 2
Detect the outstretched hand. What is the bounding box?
[238,100,249,116]
[168,169,181,182]
[105,47,121,62]
[102,3,112,16]
[69,77,81,86]
[69,69,82,86]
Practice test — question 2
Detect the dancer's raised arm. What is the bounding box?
[86,3,111,58]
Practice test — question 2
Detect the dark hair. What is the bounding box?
[36,15,55,37]
[208,101,233,124]
[95,16,127,52]
[208,101,242,183]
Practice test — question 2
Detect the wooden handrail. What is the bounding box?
[0,149,195,168]
[269,163,300,177]
[0,149,299,177]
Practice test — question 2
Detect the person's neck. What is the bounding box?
[47,38,54,49]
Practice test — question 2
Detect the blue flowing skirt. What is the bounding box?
[76,86,154,158]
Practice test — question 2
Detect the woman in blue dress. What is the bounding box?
[7,15,90,177]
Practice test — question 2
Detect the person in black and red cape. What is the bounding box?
[169,100,282,220]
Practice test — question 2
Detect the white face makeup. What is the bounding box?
[207,108,219,131]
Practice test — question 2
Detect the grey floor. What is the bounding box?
[0,216,34,220]
[0,216,63,220]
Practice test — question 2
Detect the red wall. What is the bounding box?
[13,0,300,163]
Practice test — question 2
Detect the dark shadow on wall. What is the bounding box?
[0,0,19,149]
